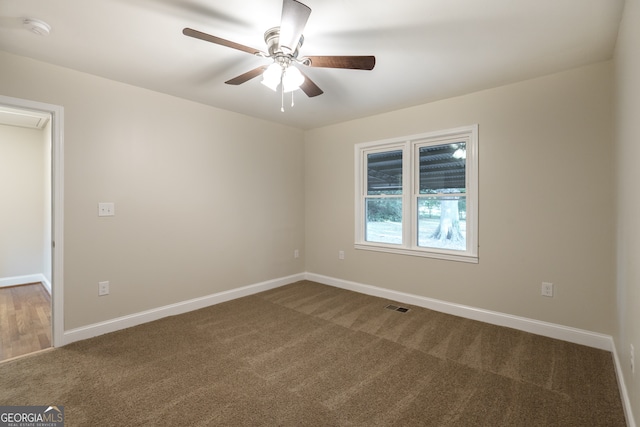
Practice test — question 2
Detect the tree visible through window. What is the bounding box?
[355,125,478,263]
[417,142,467,250]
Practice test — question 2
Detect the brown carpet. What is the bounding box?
[0,281,626,426]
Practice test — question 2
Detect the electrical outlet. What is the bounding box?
[294,249,299,259]
[98,281,110,296]
[338,250,345,260]
[631,344,635,375]
[541,282,554,297]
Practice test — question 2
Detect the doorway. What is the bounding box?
[0,95,64,359]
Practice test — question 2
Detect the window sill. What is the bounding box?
[354,243,478,264]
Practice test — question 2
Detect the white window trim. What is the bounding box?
[355,125,478,263]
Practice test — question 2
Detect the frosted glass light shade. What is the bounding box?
[261,63,282,91]
[282,66,304,93]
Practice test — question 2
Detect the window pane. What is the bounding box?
[365,197,402,244]
[418,196,466,250]
[419,142,466,193]
[367,150,402,195]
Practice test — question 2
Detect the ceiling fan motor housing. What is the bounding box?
[264,27,304,62]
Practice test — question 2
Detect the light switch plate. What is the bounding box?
[98,202,115,217]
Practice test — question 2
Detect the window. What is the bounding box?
[355,125,478,263]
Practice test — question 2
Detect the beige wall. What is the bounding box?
[305,61,614,334]
[0,51,306,329]
[614,0,640,421]
[0,124,46,279]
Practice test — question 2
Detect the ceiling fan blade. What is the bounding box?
[225,66,269,85]
[304,55,376,70]
[183,28,261,55]
[298,70,323,97]
[278,0,311,54]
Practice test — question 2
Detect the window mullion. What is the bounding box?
[403,142,412,248]
[355,148,364,243]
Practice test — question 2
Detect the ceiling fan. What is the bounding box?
[182,0,375,106]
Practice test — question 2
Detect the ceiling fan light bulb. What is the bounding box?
[261,63,282,91]
[282,66,305,93]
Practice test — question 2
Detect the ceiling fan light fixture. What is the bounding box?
[261,63,282,91]
[261,62,305,93]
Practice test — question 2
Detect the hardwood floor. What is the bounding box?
[0,282,51,361]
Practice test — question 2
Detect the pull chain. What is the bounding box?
[280,82,285,112]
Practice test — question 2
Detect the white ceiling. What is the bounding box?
[0,0,625,130]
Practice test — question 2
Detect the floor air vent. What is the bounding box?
[385,304,410,313]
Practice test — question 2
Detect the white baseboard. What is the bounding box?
[41,276,52,294]
[64,271,614,350]
[62,273,305,345]
[305,273,613,351]
[0,274,49,293]
[611,343,637,427]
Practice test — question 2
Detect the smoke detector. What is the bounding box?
[23,18,51,36]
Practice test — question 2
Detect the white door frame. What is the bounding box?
[0,94,64,347]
